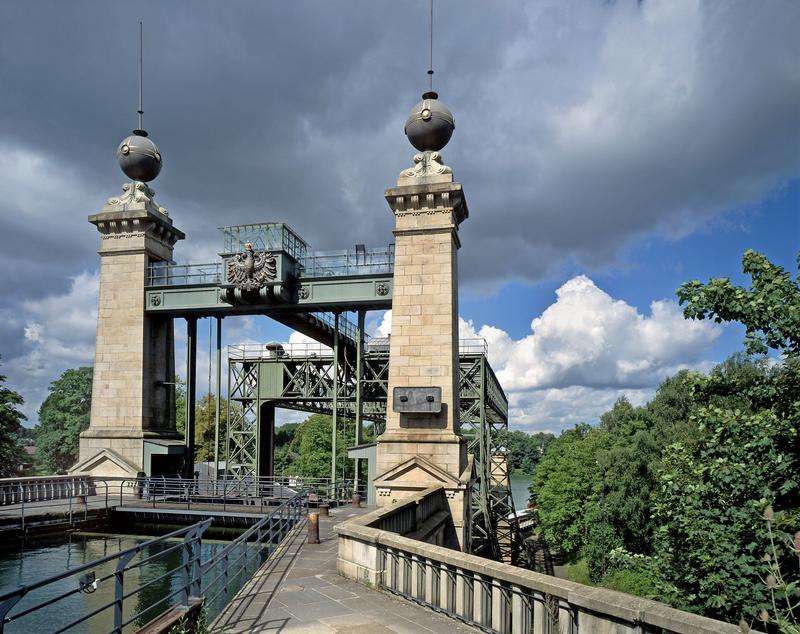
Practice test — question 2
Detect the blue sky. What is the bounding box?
[0,1,798,434]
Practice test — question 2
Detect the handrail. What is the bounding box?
[335,488,747,634]
[0,491,308,634]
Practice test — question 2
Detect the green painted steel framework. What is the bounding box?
[144,226,521,562]
[225,340,522,563]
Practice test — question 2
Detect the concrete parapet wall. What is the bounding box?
[335,487,752,634]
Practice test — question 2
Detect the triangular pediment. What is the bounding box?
[70,448,140,478]
[374,454,460,489]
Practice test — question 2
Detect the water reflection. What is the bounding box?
[0,533,231,633]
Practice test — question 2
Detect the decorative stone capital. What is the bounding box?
[105,181,169,217]
[385,181,469,226]
[89,185,185,260]
[398,151,453,186]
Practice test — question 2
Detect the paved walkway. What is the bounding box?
[213,507,479,634]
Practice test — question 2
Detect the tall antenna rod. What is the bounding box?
[137,21,144,130]
[427,0,434,93]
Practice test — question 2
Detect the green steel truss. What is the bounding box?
[226,343,521,563]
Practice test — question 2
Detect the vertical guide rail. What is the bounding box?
[185,317,198,478]
[331,313,340,484]
[354,309,365,496]
[214,316,223,484]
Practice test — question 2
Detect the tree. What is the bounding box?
[0,358,26,477]
[506,430,554,475]
[677,249,800,357]
[653,358,800,624]
[174,376,186,436]
[286,413,357,480]
[193,393,229,463]
[35,367,92,473]
[531,423,610,560]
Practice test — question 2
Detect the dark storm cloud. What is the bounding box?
[0,0,799,421]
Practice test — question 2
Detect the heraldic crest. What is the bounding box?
[227,242,277,291]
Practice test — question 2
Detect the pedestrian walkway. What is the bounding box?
[213,506,480,633]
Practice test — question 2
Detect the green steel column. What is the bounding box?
[225,360,232,479]
[213,316,222,481]
[185,317,197,478]
[331,313,339,486]
[354,310,365,493]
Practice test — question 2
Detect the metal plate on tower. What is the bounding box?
[392,387,442,414]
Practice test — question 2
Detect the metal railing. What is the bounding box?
[147,261,222,286]
[0,492,306,634]
[228,337,489,361]
[300,245,395,278]
[221,223,308,261]
[0,476,355,534]
[310,311,358,341]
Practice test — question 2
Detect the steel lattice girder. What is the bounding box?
[226,348,521,562]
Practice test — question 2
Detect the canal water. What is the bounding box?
[0,532,255,633]
[509,473,533,511]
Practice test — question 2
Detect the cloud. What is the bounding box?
[472,276,719,392]
[384,275,720,433]
[0,1,797,293]
[2,272,99,421]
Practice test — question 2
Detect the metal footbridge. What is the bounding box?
[144,222,520,563]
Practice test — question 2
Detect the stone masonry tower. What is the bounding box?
[375,92,473,549]
[71,128,185,477]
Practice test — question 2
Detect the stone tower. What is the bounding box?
[374,93,473,549]
[71,128,186,477]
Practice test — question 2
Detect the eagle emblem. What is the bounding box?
[227,242,277,291]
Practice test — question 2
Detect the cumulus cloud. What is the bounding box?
[383,276,720,433]
[470,276,719,392]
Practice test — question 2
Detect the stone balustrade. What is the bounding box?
[335,486,751,634]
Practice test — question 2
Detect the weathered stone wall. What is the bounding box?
[74,185,184,477]
[374,176,472,548]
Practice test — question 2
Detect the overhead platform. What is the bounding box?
[144,222,394,348]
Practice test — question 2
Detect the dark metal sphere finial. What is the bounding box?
[404,92,455,152]
[117,129,162,182]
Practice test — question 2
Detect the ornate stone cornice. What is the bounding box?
[385,181,468,225]
[89,184,185,258]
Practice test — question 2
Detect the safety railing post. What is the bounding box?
[0,590,25,634]
[190,531,203,599]
[268,516,274,556]
[68,482,73,526]
[18,484,24,532]
[180,532,192,605]
[113,550,138,633]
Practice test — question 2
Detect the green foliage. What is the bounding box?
[759,509,800,633]
[532,423,609,560]
[35,367,92,474]
[533,356,799,623]
[563,559,592,585]
[0,358,26,477]
[506,430,554,476]
[175,376,186,436]
[677,249,800,357]
[285,414,357,480]
[653,360,800,623]
[192,394,229,463]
